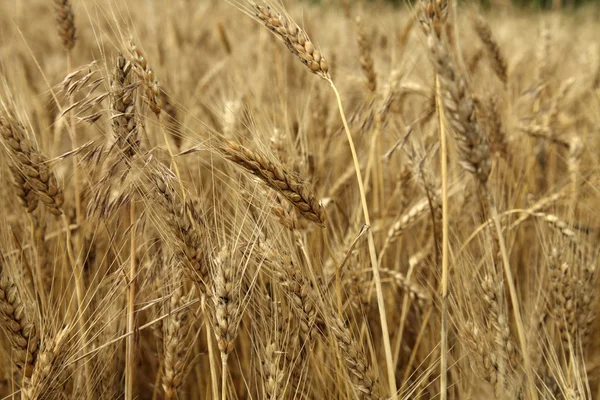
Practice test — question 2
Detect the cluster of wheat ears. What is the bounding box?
[0,0,599,398]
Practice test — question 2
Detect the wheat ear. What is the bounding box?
[427,30,536,400]
[222,140,325,226]
[54,0,76,51]
[0,265,40,378]
[162,266,194,400]
[473,15,508,85]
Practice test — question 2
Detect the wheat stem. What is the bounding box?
[486,195,537,400]
[221,359,227,400]
[125,202,136,400]
[204,297,219,400]
[435,74,449,400]
[66,49,93,400]
[329,80,396,396]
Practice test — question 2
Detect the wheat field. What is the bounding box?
[0,0,599,399]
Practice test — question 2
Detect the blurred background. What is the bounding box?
[318,0,599,10]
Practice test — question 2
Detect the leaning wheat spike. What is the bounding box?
[22,326,70,400]
[110,53,138,163]
[0,114,65,216]
[532,212,586,258]
[262,341,284,399]
[381,198,428,255]
[381,268,431,306]
[222,140,325,226]
[54,0,76,51]
[0,266,39,378]
[162,266,194,400]
[252,2,330,80]
[151,167,209,292]
[328,315,379,399]
[481,275,511,398]
[472,16,508,85]
[380,195,437,259]
[356,17,377,93]
[261,245,317,341]
[128,39,162,116]
[427,32,492,185]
